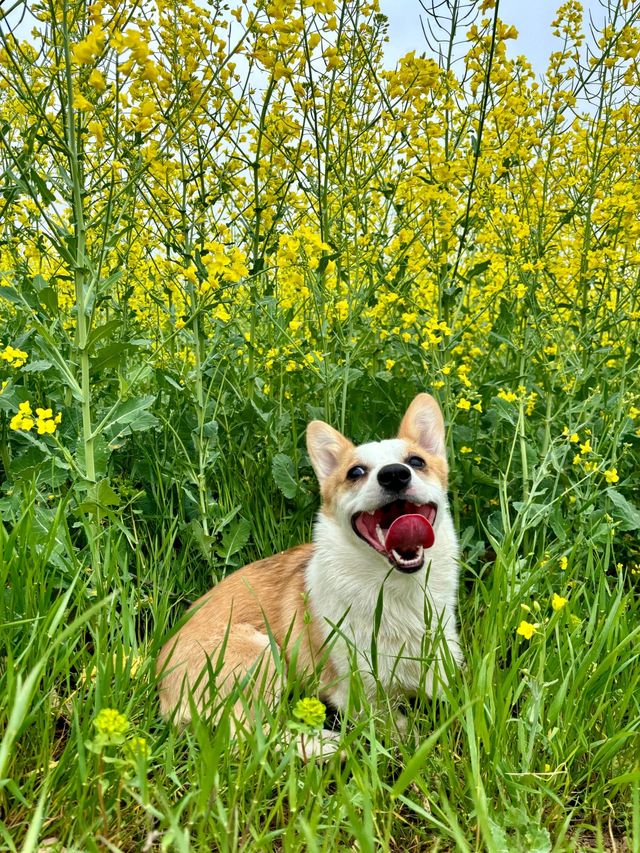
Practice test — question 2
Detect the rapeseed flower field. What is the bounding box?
[0,0,638,848]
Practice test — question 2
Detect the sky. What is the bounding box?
[3,0,608,79]
[380,0,605,76]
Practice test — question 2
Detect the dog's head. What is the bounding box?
[307,394,450,574]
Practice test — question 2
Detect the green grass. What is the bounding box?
[1,397,639,851]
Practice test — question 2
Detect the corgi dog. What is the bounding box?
[157,393,462,747]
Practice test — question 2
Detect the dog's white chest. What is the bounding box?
[339,594,427,695]
[306,526,460,707]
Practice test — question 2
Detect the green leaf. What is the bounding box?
[21,359,53,373]
[548,503,566,540]
[606,489,640,531]
[470,465,496,486]
[9,446,51,476]
[31,274,49,292]
[220,517,251,558]
[101,394,159,442]
[96,478,121,507]
[108,412,159,444]
[37,286,59,315]
[512,502,549,527]
[102,394,158,431]
[203,419,218,440]
[211,504,241,534]
[91,342,137,373]
[486,819,509,853]
[85,320,126,353]
[0,390,17,412]
[29,168,56,205]
[28,318,83,400]
[272,452,298,499]
[491,397,517,425]
[97,269,123,294]
[486,511,504,538]
[465,259,491,280]
[0,285,24,306]
[523,825,552,853]
[158,371,185,392]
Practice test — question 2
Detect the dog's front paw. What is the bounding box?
[296,728,346,762]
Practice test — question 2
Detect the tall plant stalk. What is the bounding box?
[61,3,96,496]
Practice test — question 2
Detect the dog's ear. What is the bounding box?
[307,421,353,483]
[398,393,446,458]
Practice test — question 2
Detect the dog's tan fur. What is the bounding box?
[157,544,336,725]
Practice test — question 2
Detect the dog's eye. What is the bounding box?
[406,455,425,469]
[346,465,367,480]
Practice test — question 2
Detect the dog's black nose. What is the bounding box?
[377,463,411,492]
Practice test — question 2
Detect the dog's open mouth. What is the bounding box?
[351,500,437,572]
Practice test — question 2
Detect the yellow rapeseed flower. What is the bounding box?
[551,593,568,611]
[516,620,536,640]
[140,62,160,84]
[73,93,94,111]
[36,417,57,435]
[1,345,28,367]
[88,120,104,146]
[457,398,471,411]
[88,69,107,92]
[335,299,349,321]
[10,413,33,431]
[212,304,231,322]
[604,468,619,483]
[94,708,129,738]
[293,697,326,729]
[184,263,198,284]
[124,736,150,760]
[11,404,61,435]
[71,26,106,65]
[9,401,47,432]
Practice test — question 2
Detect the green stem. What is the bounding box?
[190,294,211,539]
[176,106,210,538]
[246,77,276,391]
[0,418,11,484]
[518,403,529,504]
[61,2,95,491]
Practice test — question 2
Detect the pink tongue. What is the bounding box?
[385,514,434,553]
